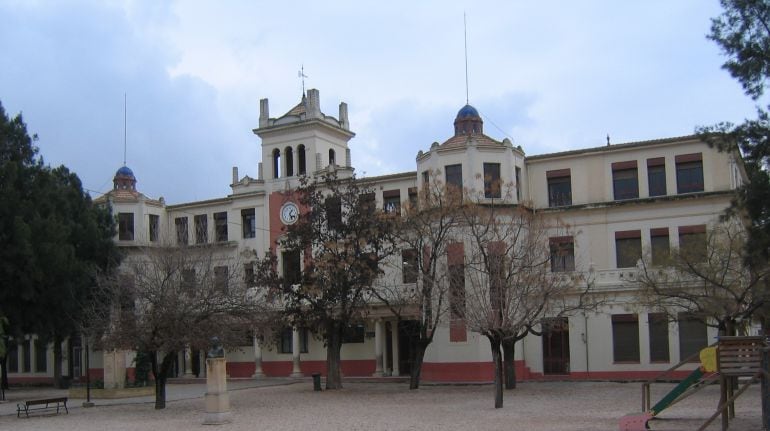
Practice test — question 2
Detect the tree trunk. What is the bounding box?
[326,326,343,390]
[409,341,428,390]
[152,351,177,409]
[1,354,8,390]
[502,338,516,390]
[488,335,504,409]
[52,334,63,388]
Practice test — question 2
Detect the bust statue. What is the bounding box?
[207,336,225,358]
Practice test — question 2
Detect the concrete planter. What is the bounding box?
[68,386,154,399]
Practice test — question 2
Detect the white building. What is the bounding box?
[6,89,745,384]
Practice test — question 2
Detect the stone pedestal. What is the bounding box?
[103,350,126,389]
[203,358,231,425]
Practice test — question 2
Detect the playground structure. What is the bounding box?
[619,336,769,431]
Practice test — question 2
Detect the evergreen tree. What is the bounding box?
[0,101,119,388]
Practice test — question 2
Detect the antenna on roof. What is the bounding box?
[464,13,470,105]
[123,93,127,166]
[298,65,308,96]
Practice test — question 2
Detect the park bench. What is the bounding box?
[16,397,68,418]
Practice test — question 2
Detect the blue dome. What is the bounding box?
[116,166,134,177]
[456,104,480,119]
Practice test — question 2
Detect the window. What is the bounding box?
[648,313,670,363]
[408,187,418,209]
[678,225,706,261]
[449,263,465,320]
[214,212,228,242]
[298,144,306,175]
[279,327,308,353]
[515,166,522,202]
[650,228,670,266]
[282,249,301,286]
[358,192,376,215]
[612,161,639,200]
[615,230,642,268]
[678,314,708,361]
[448,242,466,342]
[421,171,430,188]
[342,324,365,344]
[182,269,195,290]
[488,242,506,310]
[676,153,704,194]
[194,214,208,244]
[244,262,255,287]
[273,148,281,178]
[445,164,463,190]
[241,208,256,239]
[148,214,159,242]
[647,158,666,197]
[401,249,418,284]
[612,314,640,362]
[214,266,228,292]
[175,217,188,245]
[547,169,572,207]
[7,341,18,373]
[325,197,342,230]
[329,149,336,166]
[22,339,31,372]
[550,237,575,272]
[118,275,135,311]
[285,147,294,177]
[35,338,47,372]
[484,163,501,198]
[118,212,134,240]
[383,190,401,214]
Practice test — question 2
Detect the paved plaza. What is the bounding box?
[0,379,764,430]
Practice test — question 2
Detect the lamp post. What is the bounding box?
[82,335,93,407]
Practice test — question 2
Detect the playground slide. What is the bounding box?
[619,347,718,431]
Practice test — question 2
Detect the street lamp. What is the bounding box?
[82,335,93,407]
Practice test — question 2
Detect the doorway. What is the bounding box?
[542,317,570,375]
[398,320,419,376]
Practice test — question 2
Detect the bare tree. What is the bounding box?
[89,244,265,409]
[372,171,462,389]
[460,203,594,408]
[631,219,770,336]
[254,172,398,389]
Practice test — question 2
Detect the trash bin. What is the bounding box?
[312,373,322,391]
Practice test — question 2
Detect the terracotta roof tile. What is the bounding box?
[439,133,502,149]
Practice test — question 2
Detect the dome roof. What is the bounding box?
[116,166,134,177]
[456,104,480,119]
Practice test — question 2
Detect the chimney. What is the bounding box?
[307,89,321,119]
[339,102,349,130]
[232,167,239,184]
[259,98,269,128]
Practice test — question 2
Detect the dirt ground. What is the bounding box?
[0,380,764,431]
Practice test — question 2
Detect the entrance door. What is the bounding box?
[542,317,570,375]
[398,320,419,376]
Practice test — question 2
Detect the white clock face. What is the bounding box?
[280,202,299,225]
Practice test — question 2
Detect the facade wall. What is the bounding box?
[8,90,748,385]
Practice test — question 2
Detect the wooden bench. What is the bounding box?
[16,397,68,418]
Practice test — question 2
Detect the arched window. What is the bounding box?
[273,149,281,178]
[298,144,306,175]
[329,149,336,166]
[285,147,294,177]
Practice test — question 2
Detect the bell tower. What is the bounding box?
[254,89,355,183]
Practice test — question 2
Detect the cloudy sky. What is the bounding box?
[0,1,759,204]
